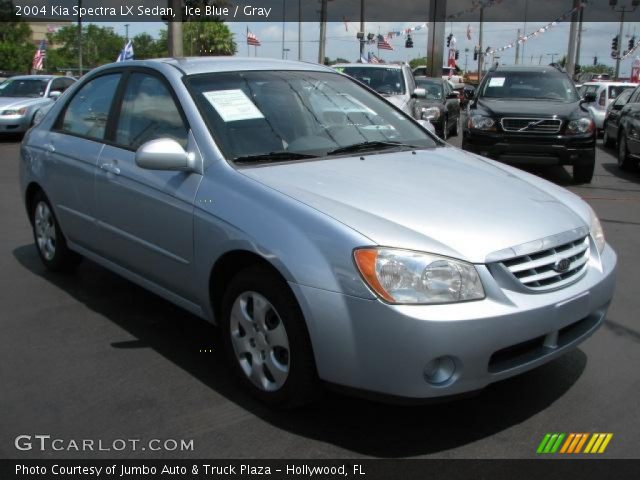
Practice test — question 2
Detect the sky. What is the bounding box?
[112,20,640,77]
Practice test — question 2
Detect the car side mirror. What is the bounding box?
[135,138,195,172]
[412,88,426,99]
[49,90,62,100]
[582,92,597,103]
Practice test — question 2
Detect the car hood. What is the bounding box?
[385,94,408,110]
[473,98,581,117]
[240,147,589,263]
[0,96,47,109]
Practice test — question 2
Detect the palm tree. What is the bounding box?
[183,21,237,56]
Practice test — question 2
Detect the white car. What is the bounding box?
[581,81,637,131]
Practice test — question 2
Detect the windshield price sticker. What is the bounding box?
[203,89,264,122]
[489,77,506,87]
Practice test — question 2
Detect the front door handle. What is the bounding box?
[43,143,55,153]
[100,162,121,175]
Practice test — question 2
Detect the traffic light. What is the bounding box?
[594,56,598,65]
[612,35,619,52]
[629,36,636,51]
[405,34,413,48]
[455,49,459,60]
[473,47,478,60]
[446,34,453,47]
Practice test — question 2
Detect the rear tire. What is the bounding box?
[220,265,318,408]
[573,158,595,184]
[602,123,614,148]
[450,115,459,137]
[30,191,81,272]
[618,131,638,171]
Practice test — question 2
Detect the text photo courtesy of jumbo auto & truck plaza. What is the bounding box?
[1,1,639,480]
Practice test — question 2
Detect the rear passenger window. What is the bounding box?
[60,74,121,140]
[115,73,188,150]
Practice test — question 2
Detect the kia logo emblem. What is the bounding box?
[554,258,571,273]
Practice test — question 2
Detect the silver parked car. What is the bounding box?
[0,75,75,134]
[20,58,616,407]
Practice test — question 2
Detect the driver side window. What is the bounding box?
[115,73,188,150]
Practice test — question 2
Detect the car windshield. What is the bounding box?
[415,79,444,100]
[0,79,48,98]
[480,71,579,102]
[337,66,406,95]
[186,70,437,162]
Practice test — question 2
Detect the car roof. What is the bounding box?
[95,57,335,76]
[334,63,403,70]
[583,81,637,86]
[6,75,55,81]
[414,76,445,83]
[490,65,566,74]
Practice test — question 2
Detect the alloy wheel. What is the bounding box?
[34,201,56,261]
[229,291,290,392]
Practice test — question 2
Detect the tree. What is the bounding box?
[47,25,124,71]
[0,4,35,73]
[579,64,614,77]
[132,32,167,60]
[409,57,428,69]
[183,21,237,56]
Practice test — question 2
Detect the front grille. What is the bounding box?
[500,236,590,291]
[500,117,562,133]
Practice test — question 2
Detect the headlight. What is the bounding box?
[566,117,594,134]
[0,107,27,116]
[420,107,441,121]
[354,248,485,304]
[589,206,606,254]
[468,115,496,131]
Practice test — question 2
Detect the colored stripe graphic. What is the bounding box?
[539,433,614,454]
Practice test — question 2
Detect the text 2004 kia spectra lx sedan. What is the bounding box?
[20,58,616,407]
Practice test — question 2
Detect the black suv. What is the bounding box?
[462,65,596,183]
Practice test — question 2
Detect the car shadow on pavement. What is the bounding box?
[13,244,587,458]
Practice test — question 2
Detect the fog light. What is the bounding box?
[423,356,457,385]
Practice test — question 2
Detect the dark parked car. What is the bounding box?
[462,65,597,183]
[603,87,636,149]
[616,86,640,170]
[413,77,460,139]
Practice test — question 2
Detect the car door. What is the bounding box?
[45,72,123,250]
[93,70,201,302]
[622,88,640,155]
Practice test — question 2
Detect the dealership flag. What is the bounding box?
[368,52,380,64]
[116,40,134,62]
[247,31,261,46]
[377,35,394,51]
[32,40,46,71]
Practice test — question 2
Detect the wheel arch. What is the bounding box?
[24,182,44,224]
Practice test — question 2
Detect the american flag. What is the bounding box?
[368,52,380,64]
[247,31,261,46]
[377,35,393,51]
[32,40,46,71]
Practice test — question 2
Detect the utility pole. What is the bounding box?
[477,5,484,79]
[575,4,584,72]
[298,0,302,60]
[521,0,528,62]
[547,53,559,63]
[426,0,446,77]
[610,1,640,79]
[77,0,82,75]
[282,0,286,59]
[359,0,365,60]
[566,0,581,78]
[515,28,521,64]
[124,24,129,41]
[318,0,327,64]
[168,0,183,57]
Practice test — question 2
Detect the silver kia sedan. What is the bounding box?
[20,58,616,407]
[0,75,75,134]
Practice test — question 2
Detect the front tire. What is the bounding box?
[450,115,459,137]
[30,191,81,271]
[602,122,614,148]
[220,265,318,408]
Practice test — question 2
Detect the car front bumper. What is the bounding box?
[0,115,30,133]
[462,131,595,166]
[290,243,616,400]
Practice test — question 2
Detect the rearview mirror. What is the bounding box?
[582,92,597,103]
[412,88,426,99]
[135,138,195,172]
[48,90,62,100]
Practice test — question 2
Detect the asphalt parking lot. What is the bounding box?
[1,134,639,459]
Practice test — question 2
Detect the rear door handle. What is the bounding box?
[100,162,121,175]
[43,143,55,153]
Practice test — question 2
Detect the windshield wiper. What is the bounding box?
[326,141,418,156]
[233,151,318,164]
